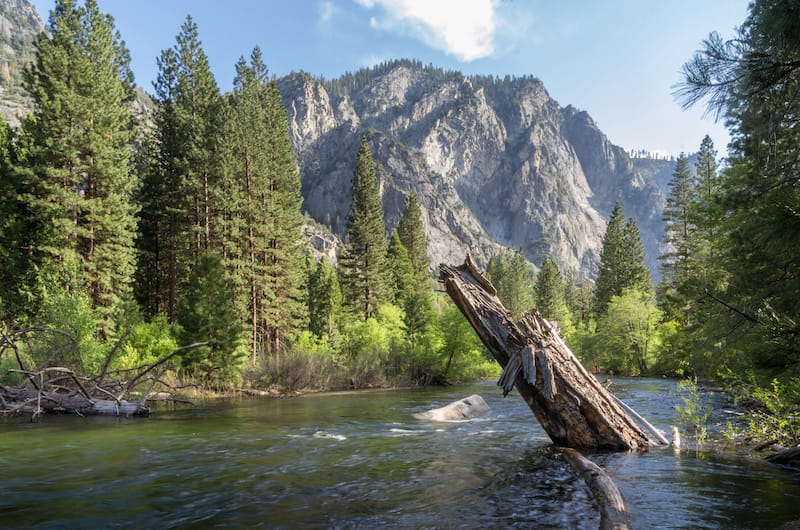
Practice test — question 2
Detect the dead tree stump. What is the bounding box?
[440,256,651,451]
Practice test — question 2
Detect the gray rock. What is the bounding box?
[415,394,490,421]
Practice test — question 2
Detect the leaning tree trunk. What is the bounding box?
[440,256,652,451]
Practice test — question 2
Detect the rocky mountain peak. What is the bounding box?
[284,60,665,280]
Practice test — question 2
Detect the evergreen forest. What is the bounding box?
[0,0,798,443]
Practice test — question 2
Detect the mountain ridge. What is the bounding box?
[280,59,670,279]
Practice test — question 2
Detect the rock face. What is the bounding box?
[0,0,43,128]
[278,61,666,279]
[415,394,490,421]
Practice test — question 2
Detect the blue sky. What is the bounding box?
[31,0,749,156]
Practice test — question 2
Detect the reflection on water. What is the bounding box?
[1,378,799,529]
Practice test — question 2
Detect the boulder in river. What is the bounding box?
[415,394,490,421]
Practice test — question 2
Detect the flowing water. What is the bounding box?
[1,378,799,529]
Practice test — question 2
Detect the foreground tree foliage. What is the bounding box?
[138,15,221,321]
[677,0,800,378]
[23,0,137,334]
[672,0,800,442]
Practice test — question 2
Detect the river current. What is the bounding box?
[1,378,799,528]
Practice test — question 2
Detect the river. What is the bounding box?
[1,378,799,529]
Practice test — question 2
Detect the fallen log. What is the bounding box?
[561,448,630,530]
[1,323,206,419]
[440,256,653,451]
[765,446,800,467]
[6,389,148,416]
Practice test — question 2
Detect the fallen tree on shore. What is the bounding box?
[0,324,205,419]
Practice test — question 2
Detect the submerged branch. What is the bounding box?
[561,448,630,530]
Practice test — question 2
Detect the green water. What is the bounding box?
[1,379,799,528]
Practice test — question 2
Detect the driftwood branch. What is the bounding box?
[440,257,652,450]
[561,448,630,530]
[765,446,800,466]
[94,327,132,385]
[1,324,205,419]
[121,341,207,398]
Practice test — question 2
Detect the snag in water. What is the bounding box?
[440,256,653,451]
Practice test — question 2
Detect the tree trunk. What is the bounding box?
[561,448,630,530]
[440,256,652,451]
[3,390,148,416]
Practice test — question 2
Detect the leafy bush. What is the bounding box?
[262,331,340,391]
[434,300,499,382]
[675,376,711,446]
[595,288,662,375]
[112,314,180,372]
[744,378,800,446]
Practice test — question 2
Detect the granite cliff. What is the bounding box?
[279,61,667,279]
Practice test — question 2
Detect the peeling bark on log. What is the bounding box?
[440,256,651,451]
[6,389,148,416]
[765,446,800,467]
[561,448,630,530]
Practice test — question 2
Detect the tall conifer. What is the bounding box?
[219,47,306,360]
[486,248,534,318]
[535,256,571,329]
[388,231,414,303]
[340,136,391,321]
[396,193,430,290]
[24,0,137,332]
[139,16,220,321]
[0,114,23,316]
[660,153,701,322]
[307,257,342,340]
[593,203,652,317]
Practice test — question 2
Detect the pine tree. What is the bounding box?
[659,154,695,321]
[339,136,392,321]
[24,0,137,333]
[621,218,653,295]
[593,203,626,317]
[396,193,430,291]
[178,253,243,385]
[677,0,800,374]
[393,196,435,344]
[219,47,307,360]
[307,257,342,340]
[534,256,572,333]
[0,114,20,315]
[487,248,534,318]
[691,135,720,274]
[593,203,652,317]
[138,15,220,321]
[388,230,414,303]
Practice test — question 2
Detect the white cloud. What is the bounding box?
[355,0,498,61]
[318,1,338,26]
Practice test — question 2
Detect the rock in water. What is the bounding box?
[415,394,489,421]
